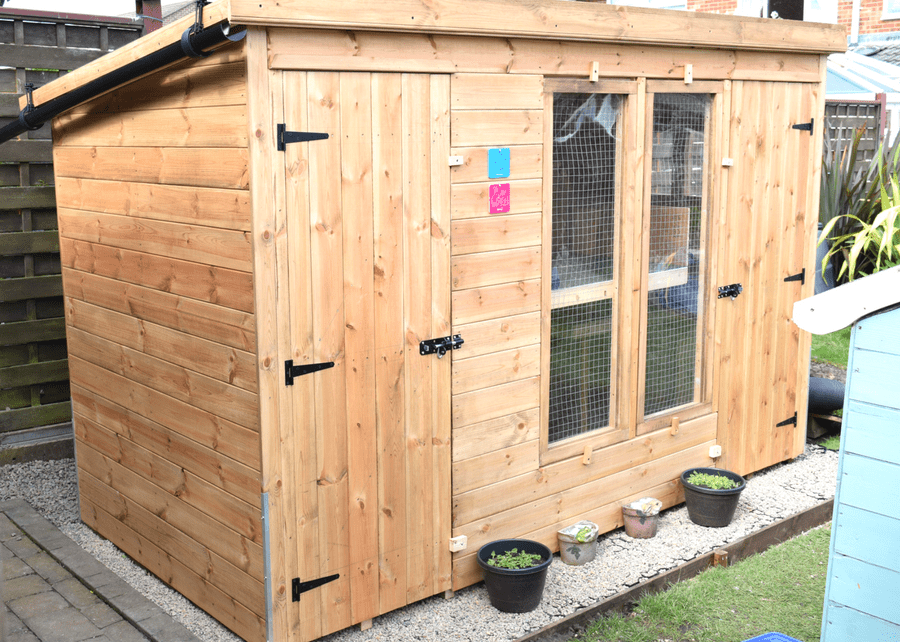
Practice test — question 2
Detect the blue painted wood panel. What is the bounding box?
[822,308,900,642]
[838,453,900,520]
[833,504,900,571]
[852,311,900,356]
[822,604,900,642]
[826,552,900,625]
[843,400,900,463]
[846,349,900,409]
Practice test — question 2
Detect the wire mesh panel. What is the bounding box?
[644,93,710,417]
[549,93,621,443]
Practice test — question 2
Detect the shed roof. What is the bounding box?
[22,0,845,111]
[826,51,900,96]
[792,266,900,335]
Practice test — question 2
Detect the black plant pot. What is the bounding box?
[476,539,552,613]
[681,467,746,527]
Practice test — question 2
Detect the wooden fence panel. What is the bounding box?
[0,8,142,439]
[824,97,885,167]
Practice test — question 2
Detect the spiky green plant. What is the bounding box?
[819,125,900,281]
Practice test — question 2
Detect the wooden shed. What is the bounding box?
[793,267,900,642]
[0,2,845,641]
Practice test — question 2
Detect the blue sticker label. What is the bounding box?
[488,148,510,179]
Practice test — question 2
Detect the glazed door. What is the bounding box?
[278,71,452,640]
[716,80,820,475]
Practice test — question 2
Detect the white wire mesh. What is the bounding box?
[644,93,710,417]
[549,93,620,443]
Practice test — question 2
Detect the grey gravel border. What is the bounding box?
[0,443,839,642]
[2,499,202,642]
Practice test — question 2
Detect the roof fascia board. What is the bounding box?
[228,0,847,54]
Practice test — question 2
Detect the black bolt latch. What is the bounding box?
[717,283,743,300]
[792,119,814,135]
[277,124,329,151]
[784,269,805,285]
[292,574,339,602]
[285,360,334,386]
[420,335,464,359]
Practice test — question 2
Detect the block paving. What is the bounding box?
[1,500,202,642]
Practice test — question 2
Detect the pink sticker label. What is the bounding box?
[489,183,511,214]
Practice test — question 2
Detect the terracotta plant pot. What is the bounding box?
[680,467,746,527]
[622,497,662,538]
[476,539,552,613]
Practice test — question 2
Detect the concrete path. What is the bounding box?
[2,499,202,642]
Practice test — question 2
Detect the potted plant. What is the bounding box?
[557,520,599,565]
[476,539,552,612]
[680,467,746,527]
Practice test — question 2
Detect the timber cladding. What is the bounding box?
[19,1,845,641]
[51,42,266,642]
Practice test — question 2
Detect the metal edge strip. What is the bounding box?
[261,491,273,642]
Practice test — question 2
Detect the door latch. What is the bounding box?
[419,335,464,358]
[717,283,743,300]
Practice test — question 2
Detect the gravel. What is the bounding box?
[0,441,839,642]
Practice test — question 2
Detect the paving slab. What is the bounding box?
[1,500,202,642]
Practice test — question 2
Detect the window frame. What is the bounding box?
[541,78,637,466]
[540,78,723,465]
[636,81,722,435]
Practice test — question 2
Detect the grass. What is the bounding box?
[820,435,841,451]
[810,326,851,368]
[574,526,832,642]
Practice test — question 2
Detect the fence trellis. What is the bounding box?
[824,96,886,167]
[0,8,141,450]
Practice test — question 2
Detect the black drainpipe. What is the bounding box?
[0,21,246,145]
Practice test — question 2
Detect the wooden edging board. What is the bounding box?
[516,498,836,642]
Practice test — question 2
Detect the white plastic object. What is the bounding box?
[709,445,723,458]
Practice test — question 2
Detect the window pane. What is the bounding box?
[550,299,613,442]
[551,93,619,290]
[644,93,710,416]
[549,93,620,444]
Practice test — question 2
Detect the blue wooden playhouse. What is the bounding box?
[793,266,900,642]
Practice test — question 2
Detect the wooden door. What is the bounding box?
[274,71,452,641]
[716,80,821,476]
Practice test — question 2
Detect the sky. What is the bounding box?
[2,1,139,17]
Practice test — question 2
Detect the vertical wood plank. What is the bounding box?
[794,68,825,458]
[372,72,408,614]
[283,70,323,641]
[539,90,553,457]
[245,28,286,642]
[748,81,776,469]
[635,91,655,429]
[712,79,732,449]
[624,77,646,437]
[403,73,434,603]
[340,71,380,624]
[430,73,453,594]
[307,70,352,635]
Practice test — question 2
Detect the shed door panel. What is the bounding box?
[280,71,451,639]
[716,80,818,475]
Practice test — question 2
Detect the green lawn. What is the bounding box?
[810,327,851,369]
[573,526,832,642]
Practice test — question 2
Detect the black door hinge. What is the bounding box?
[792,119,814,135]
[277,123,329,151]
[776,412,798,427]
[420,334,464,358]
[292,574,340,602]
[285,360,334,386]
[784,269,805,285]
[717,283,743,300]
